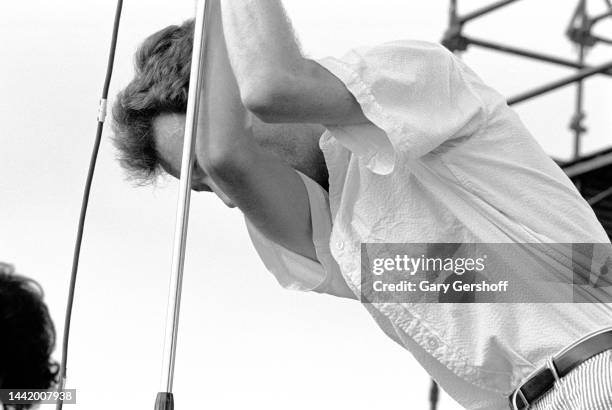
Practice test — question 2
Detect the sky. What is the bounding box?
[1,1,611,409]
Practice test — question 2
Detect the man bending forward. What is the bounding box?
[112,1,612,409]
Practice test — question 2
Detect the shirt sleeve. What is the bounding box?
[317,40,486,175]
[244,171,354,298]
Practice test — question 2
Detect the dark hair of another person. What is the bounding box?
[112,19,195,183]
[0,263,58,410]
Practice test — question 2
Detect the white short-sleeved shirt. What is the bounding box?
[245,41,612,410]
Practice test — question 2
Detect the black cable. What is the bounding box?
[56,1,123,409]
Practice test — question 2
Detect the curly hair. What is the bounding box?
[0,263,58,410]
[112,19,195,183]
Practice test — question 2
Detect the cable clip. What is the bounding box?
[97,98,108,123]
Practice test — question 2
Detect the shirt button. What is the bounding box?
[336,240,344,250]
[427,337,439,350]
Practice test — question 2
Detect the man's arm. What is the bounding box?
[199,0,317,261]
[219,0,371,126]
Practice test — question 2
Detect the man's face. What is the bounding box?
[152,112,328,205]
[152,113,236,208]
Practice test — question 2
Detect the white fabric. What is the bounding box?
[246,40,612,410]
[245,171,353,298]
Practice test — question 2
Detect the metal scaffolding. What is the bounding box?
[442,0,612,160]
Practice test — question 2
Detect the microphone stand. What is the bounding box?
[155,0,210,408]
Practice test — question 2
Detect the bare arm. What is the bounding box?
[219,0,371,125]
[199,0,317,260]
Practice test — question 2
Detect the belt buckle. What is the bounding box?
[510,385,530,410]
[509,327,612,410]
[510,358,560,410]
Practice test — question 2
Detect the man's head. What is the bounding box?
[112,19,194,184]
[0,263,58,408]
[112,19,329,196]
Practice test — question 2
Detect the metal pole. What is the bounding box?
[442,0,468,52]
[155,0,210,408]
[591,10,612,24]
[588,185,612,206]
[572,45,586,159]
[592,34,612,45]
[571,0,587,159]
[507,60,612,105]
[459,0,524,24]
[449,0,458,26]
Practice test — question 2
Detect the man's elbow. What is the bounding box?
[201,140,253,183]
[240,69,297,123]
